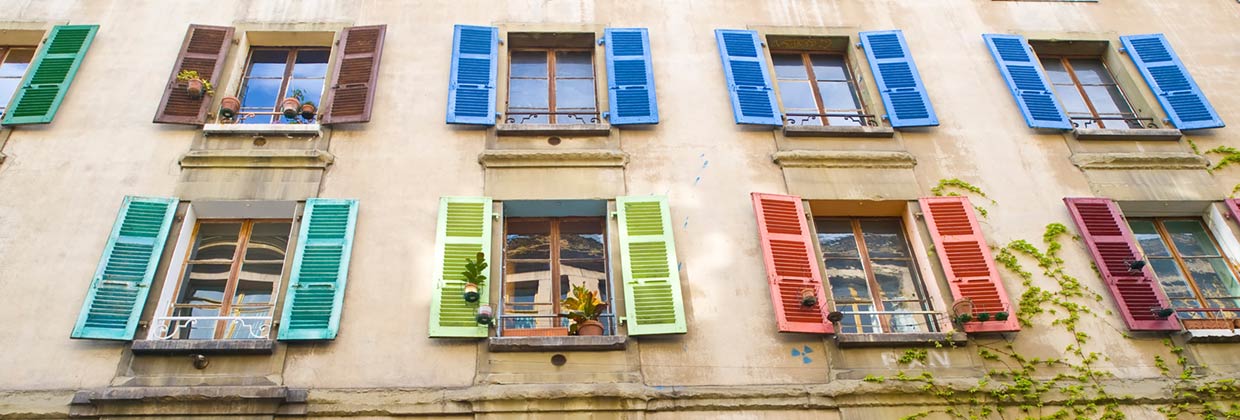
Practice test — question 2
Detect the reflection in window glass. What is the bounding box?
[502,217,610,335]
[1038,56,1141,129]
[816,217,934,334]
[1129,218,1240,320]
[0,47,34,117]
[238,48,329,124]
[507,47,597,125]
[772,51,865,127]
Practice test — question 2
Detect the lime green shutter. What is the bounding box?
[429,197,493,338]
[2,25,98,126]
[71,196,178,340]
[616,195,687,335]
[278,198,359,341]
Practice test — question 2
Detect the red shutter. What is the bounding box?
[1064,198,1180,331]
[1227,199,1240,225]
[321,25,386,124]
[153,25,233,125]
[920,197,1019,333]
[751,193,832,334]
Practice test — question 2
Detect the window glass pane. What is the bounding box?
[1067,59,1115,85]
[772,54,808,79]
[883,300,933,333]
[189,223,243,261]
[872,260,920,300]
[778,80,819,115]
[861,220,909,259]
[554,78,596,110]
[510,51,548,78]
[292,49,330,78]
[554,51,593,78]
[1082,85,1132,115]
[559,219,605,259]
[817,219,859,258]
[1184,258,1240,304]
[223,308,272,339]
[1053,84,1091,115]
[173,307,220,339]
[508,79,549,109]
[818,81,862,111]
[506,220,551,260]
[1151,258,1198,303]
[0,78,18,112]
[285,79,325,107]
[1040,58,1071,85]
[825,259,870,302]
[240,78,282,110]
[245,222,291,261]
[1129,220,1171,257]
[560,260,606,298]
[508,280,540,312]
[809,54,848,80]
[234,263,281,305]
[836,303,878,334]
[0,49,33,77]
[1164,220,1220,257]
[176,264,229,305]
[247,50,290,78]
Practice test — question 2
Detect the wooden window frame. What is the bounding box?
[1134,218,1240,317]
[237,47,331,124]
[501,216,609,335]
[1040,55,1141,129]
[770,50,866,126]
[506,47,599,125]
[168,218,292,340]
[0,46,36,116]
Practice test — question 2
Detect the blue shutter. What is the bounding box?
[446,25,497,125]
[714,29,781,126]
[604,28,658,125]
[982,34,1071,130]
[278,199,359,341]
[1120,34,1223,130]
[859,30,938,128]
[71,196,178,340]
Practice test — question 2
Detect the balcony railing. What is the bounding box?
[150,315,273,340]
[784,112,879,127]
[1069,114,1159,129]
[219,110,318,125]
[497,313,618,336]
[504,111,602,125]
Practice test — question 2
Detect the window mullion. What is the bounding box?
[851,218,887,333]
[1061,57,1104,127]
[802,52,830,126]
[214,221,253,339]
[1154,220,1212,313]
[547,49,557,124]
[550,219,562,326]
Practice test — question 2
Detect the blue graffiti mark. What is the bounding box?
[791,347,813,364]
[694,176,702,186]
[802,345,813,354]
[702,160,709,169]
[791,349,800,357]
[683,216,690,228]
[803,356,812,364]
[677,262,683,271]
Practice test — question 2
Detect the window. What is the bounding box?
[163,219,292,340]
[507,48,598,125]
[237,48,330,124]
[1040,56,1141,129]
[1129,219,1240,320]
[0,46,34,118]
[500,217,612,336]
[816,217,935,334]
[772,52,865,127]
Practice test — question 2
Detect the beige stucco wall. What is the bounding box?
[0,0,1238,417]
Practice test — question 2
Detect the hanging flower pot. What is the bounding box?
[281,97,301,119]
[462,283,480,303]
[475,306,493,325]
[576,320,604,336]
[995,311,1010,321]
[800,288,818,307]
[185,79,206,99]
[300,102,317,120]
[219,96,241,120]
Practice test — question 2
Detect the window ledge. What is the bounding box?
[771,150,917,169]
[203,123,322,137]
[488,335,627,352]
[130,339,276,355]
[1073,128,1182,141]
[834,332,967,348]
[782,124,895,138]
[478,149,628,168]
[496,123,612,137]
[70,386,306,417]
[1070,152,1208,170]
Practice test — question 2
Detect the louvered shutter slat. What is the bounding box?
[714,29,781,126]
[321,25,385,124]
[920,197,1019,333]
[859,30,938,128]
[72,196,178,340]
[445,25,498,125]
[277,199,358,340]
[982,34,1071,130]
[1120,34,1223,130]
[751,193,832,334]
[2,25,98,126]
[1064,198,1180,331]
[153,25,233,125]
[428,197,492,338]
[604,28,658,125]
[617,196,687,335]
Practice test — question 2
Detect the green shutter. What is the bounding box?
[278,199,359,341]
[2,25,98,126]
[428,196,492,338]
[71,196,177,340]
[616,195,686,335]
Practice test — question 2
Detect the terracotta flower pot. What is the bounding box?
[462,283,480,303]
[281,97,301,119]
[475,306,493,325]
[186,79,205,99]
[800,289,818,307]
[219,96,240,119]
[300,103,317,120]
[576,320,604,336]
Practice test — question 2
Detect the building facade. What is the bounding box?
[0,0,1238,418]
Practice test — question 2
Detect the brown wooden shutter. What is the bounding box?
[920,197,1019,333]
[321,25,386,124]
[751,193,833,334]
[1064,198,1181,331]
[153,25,233,125]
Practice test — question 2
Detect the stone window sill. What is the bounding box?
[496,123,612,137]
[130,339,276,355]
[203,123,322,137]
[782,124,895,138]
[834,332,967,348]
[1072,127,1182,141]
[488,335,627,352]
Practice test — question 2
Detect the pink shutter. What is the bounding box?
[1064,198,1180,331]
[153,25,234,125]
[920,197,1020,333]
[751,193,832,334]
[321,25,386,124]
[1227,199,1240,224]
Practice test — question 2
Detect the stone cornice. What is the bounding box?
[772,150,917,169]
[478,149,629,168]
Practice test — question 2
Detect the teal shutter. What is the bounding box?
[714,29,781,126]
[982,34,1071,130]
[428,197,493,338]
[604,28,658,125]
[2,25,98,126]
[616,196,687,335]
[71,196,177,340]
[1120,34,1223,130]
[445,25,498,125]
[277,199,359,341]
[859,30,938,128]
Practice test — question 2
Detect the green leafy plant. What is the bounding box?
[460,252,487,303]
[561,283,607,335]
[175,70,214,96]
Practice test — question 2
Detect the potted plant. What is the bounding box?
[299,101,317,120]
[460,252,486,303]
[562,283,607,336]
[475,306,494,326]
[219,96,241,120]
[799,288,818,307]
[281,89,305,119]
[176,70,213,99]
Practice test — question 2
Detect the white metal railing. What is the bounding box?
[150,316,272,340]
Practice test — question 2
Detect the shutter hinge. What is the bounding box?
[855,42,863,49]
[618,316,626,325]
[610,211,618,219]
[597,38,604,46]
[493,213,500,220]
[1118,47,1127,54]
[882,114,890,122]
[601,111,610,119]
[498,38,504,45]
